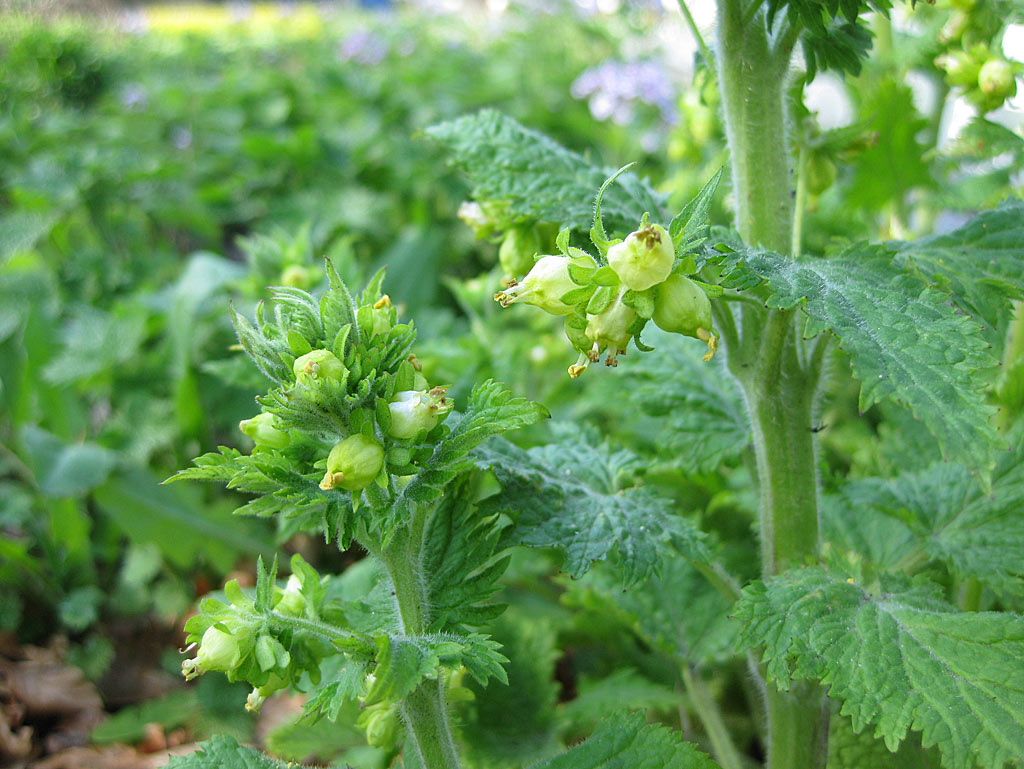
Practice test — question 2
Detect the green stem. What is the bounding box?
[682,666,745,769]
[716,3,792,252]
[714,1,829,765]
[792,144,808,256]
[380,517,463,769]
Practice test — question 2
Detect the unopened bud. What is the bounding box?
[607,224,674,291]
[319,434,385,492]
[293,349,347,384]
[495,254,593,315]
[652,274,718,361]
[239,412,290,450]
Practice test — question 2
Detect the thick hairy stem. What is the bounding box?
[715,1,829,765]
[716,3,792,252]
[381,519,462,769]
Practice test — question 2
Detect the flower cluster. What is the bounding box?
[181,555,335,713]
[493,215,717,377]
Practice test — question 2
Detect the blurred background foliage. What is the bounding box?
[0,0,1021,766]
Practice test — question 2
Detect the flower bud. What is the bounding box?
[239,412,290,450]
[498,226,540,277]
[494,254,594,315]
[387,387,453,440]
[978,58,1016,100]
[584,289,637,368]
[245,673,288,713]
[357,702,399,748]
[607,224,674,291]
[293,349,347,384]
[274,574,306,617]
[368,295,393,338]
[182,624,250,680]
[319,434,385,492]
[805,153,837,198]
[653,274,718,361]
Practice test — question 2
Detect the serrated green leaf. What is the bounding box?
[426,110,665,236]
[829,445,1024,597]
[458,611,561,769]
[670,169,722,256]
[736,567,1024,769]
[619,335,749,474]
[717,244,999,477]
[893,200,1024,334]
[476,436,709,585]
[422,478,509,632]
[828,710,943,769]
[528,710,721,769]
[561,669,686,734]
[164,735,291,769]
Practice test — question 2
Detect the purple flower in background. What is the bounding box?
[338,29,389,65]
[571,59,678,126]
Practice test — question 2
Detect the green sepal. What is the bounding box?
[555,227,571,255]
[592,265,621,287]
[625,315,648,337]
[591,163,637,256]
[622,289,656,319]
[676,254,697,275]
[355,306,374,340]
[564,313,590,352]
[331,324,352,362]
[287,329,312,357]
[568,260,598,286]
[375,397,392,434]
[670,168,722,255]
[586,285,615,315]
[633,333,655,352]
[394,360,416,392]
[692,280,724,297]
[559,286,597,306]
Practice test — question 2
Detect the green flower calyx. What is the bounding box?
[319,434,385,491]
[182,624,251,681]
[293,349,347,384]
[495,253,594,315]
[569,289,637,377]
[653,274,718,361]
[607,223,674,291]
[387,387,453,439]
[239,412,290,450]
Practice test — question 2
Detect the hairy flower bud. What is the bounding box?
[319,434,385,492]
[494,254,594,315]
[607,224,674,291]
[653,274,718,361]
[239,412,290,450]
[274,574,306,617]
[293,349,347,384]
[387,387,453,439]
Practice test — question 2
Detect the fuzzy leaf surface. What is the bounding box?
[527,710,721,769]
[426,109,665,234]
[717,245,998,477]
[476,437,709,585]
[621,334,749,473]
[828,445,1024,597]
[736,567,1024,769]
[165,735,290,769]
[893,199,1024,334]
